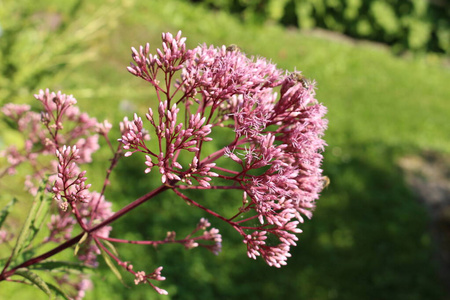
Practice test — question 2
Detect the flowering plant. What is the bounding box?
[0,31,327,298]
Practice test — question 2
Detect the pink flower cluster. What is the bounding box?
[1,90,104,194]
[52,146,91,210]
[124,31,327,268]
[0,31,327,298]
[1,90,112,298]
[133,266,167,295]
[180,217,222,255]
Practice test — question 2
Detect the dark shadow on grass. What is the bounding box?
[97,141,446,300]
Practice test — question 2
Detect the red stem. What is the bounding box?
[0,183,171,281]
[176,185,241,190]
[98,235,204,246]
[172,189,243,235]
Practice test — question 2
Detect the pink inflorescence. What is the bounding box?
[123,31,327,268]
[52,145,91,210]
[0,31,327,298]
[1,89,112,298]
[1,90,102,194]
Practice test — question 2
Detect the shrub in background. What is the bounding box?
[192,0,450,54]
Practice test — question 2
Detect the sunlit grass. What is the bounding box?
[1,0,449,299]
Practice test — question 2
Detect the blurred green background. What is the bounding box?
[1,0,449,299]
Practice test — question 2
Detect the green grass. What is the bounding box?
[1,0,449,299]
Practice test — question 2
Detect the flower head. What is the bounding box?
[123,31,327,267]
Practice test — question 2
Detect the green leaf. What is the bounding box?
[74,232,89,255]
[370,1,400,35]
[9,182,51,264]
[30,260,93,274]
[47,283,71,300]
[0,198,17,229]
[295,0,315,29]
[267,0,290,21]
[31,184,52,240]
[14,268,54,299]
[0,257,8,268]
[102,239,119,257]
[100,247,124,284]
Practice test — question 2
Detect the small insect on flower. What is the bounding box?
[290,72,310,89]
[320,176,330,190]
[226,44,240,52]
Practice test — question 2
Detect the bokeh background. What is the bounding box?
[1,0,449,299]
